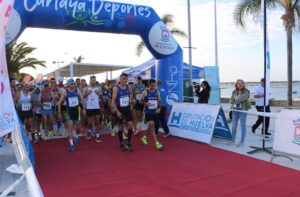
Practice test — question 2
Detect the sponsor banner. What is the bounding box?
[273,109,300,157]
[214,107,231,139]
[0,0,17,138]
[204,66,220,105]
[168,103,220,144]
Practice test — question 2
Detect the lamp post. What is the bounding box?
[214,0,219,67]
[52,60,64,80]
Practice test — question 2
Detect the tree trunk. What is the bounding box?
[286,28,293,106]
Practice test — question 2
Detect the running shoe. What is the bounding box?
[141,135,148,145]
[127,143,134,152]
[111,130,115,137]
[155,141,164,150]
[123,133,128,140]
[86,132,92,140]
[75,137,80,146]
[69,144,75,152]
[95,137,103,143]
[120,144,126,151]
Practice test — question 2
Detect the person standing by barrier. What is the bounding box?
[229,79,251,147]
[140,79,164,150]
[251,78,271,135]
[111,73,134,151]
[196,80,211,103]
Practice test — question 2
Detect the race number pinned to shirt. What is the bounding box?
[148,100,158,109]
[136,94,142,101]
[120,96,129,107]
[88,95,97,103]
[43,102,52,110]
[22,103,31,111]
[68,97,79,107]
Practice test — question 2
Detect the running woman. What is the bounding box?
[132,76,145,135]
[111,73,134,151]
[82,76,103,143]
[14,83,38,143]
[38,82,56,139]
[58,78,85,152]
[140,79,164,150]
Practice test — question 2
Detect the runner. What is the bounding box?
[111,73,134,151]
[58,78,85,152]
[14,83,38,143]
[82,76,103,143]
[132,76,145,135]
[102,79,113,135]
[50,78,60,136]
[32,85,43,140]
[140,79,164,150]
[38,81,56,140]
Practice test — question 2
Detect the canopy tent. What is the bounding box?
[124,58,204,81]
[45,62,131,79]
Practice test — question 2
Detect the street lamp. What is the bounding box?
[52,60,64,80]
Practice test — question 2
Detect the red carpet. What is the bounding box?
[34,135,300,197]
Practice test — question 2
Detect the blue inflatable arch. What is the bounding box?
[6,0,183,109]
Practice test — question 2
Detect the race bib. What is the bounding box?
[136,94,142,101]
[88,95,97,103]
[43,102,52,110]
[120,96,129,107]
[22,103,31,111]
[68,97,79,107]
[36,107,42,114]
[148,100,158,110]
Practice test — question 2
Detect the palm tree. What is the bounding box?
[234,0,300,106]
[73,55,85,63]
[6,41,46,80]
[135,14,187,57]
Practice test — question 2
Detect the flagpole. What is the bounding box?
[187,0,193,101]
[214,0,218,67]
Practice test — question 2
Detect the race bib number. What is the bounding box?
[68,97,79,107]
[148,100,158,110]
[136,94,142,101]
[120,96,129,107]
[43,102,52,110]
[88,95,97,103]
[22,103,31,111]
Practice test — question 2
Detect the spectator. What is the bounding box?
[251,78,271,135]
[196,80,211,103]
[228,79,251,147]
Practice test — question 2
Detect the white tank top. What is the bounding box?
[18,91,32,111]
[86,87,100,110]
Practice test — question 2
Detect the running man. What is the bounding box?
[140,79,164,150]
[58,78,85,152]
[102,79,113,134]
[111,73,134,151]
[38,82,56,140]
[14,83,38,143]
[132,76,145,135]
[82,76,103,143]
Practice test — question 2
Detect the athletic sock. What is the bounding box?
[118,130,123,144]
[69,139,74,146]
[96,133,100,138]
[127,129,133,143]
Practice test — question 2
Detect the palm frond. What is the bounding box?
[161,14,174,27]
[135,41,145,57]
[170,28,188,38]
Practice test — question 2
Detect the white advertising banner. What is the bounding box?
[168,103,220,144]
[0,0,17,138]
[273,109,300,157]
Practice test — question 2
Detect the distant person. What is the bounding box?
[228,79,251,147]
[252,78,271,135]
[196,81,211,103]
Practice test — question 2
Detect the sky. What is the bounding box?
[17,0,300,82]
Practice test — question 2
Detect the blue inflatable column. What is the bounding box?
[157,51,183,115]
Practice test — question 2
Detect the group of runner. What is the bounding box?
[11,73,169,152]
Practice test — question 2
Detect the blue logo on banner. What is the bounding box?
[214,108,231,139]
